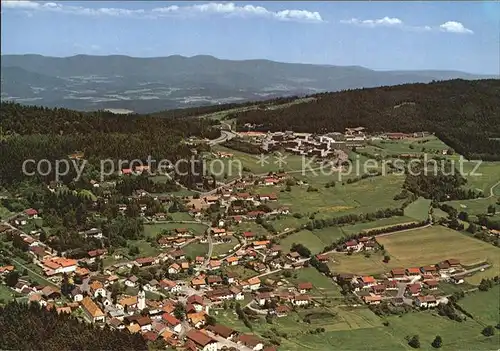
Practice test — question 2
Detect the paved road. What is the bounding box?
[208,130,236,146]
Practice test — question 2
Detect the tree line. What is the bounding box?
[0,301,147,350]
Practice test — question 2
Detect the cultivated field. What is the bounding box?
[377,226,500,284]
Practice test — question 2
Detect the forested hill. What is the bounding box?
[0,103,219,185]
[233,79,500,160]
[0,302,147,350]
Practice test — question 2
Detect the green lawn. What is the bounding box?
[404,197,431,221]
[143,222,208,238]
[182,242,209,259]
[458,286,500,326]
[279,230,326,254]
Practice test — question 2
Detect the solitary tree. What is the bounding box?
[408,335,420,348]
[482,326,495,337]
[431,335,442,348]
[487,205,496,215]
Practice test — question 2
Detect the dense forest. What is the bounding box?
[0,102,218,185]
[233,79,500,160]
[0,301,147,350]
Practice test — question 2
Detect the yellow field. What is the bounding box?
[328,251,396,275]
[377,225,500,284]
[328,225,500,283]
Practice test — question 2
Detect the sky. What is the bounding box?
[1,1,499,74]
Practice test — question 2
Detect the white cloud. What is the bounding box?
[341,16,473,34]
[341,17,403,27]
[1,0,40,9]
[1,1,324,23]
[439,21,473,34]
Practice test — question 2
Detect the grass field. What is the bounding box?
[232,221,271,238]
[211,145,312,175]
[310,217,417,247]
[143,222,208,238]
[404,197,431,221]
[222,265,256,280]
[120,239,161,259]
[279,230,326,254]
[460,161,500,196]
[328,251,393,275]
[182,242,209,258]
[215,293,498,350]
[0,284,15,303]
[211,237,240,257]
[458,286,500,326]
[444,197,498,218]
[377,225,500,284]
[267,215,309,233]
[384,310,500,351]
[252,174,406,220]
[168,212,194,221]
[370,136,451,157]
[0,206,13,220]
[286,267,343,298]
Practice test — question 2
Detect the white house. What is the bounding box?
[71,287,83,302]
[292,294,311,306]
[124,276,138,287]
[415,295,439,308]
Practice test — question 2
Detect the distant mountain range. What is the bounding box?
[1,54,497,113]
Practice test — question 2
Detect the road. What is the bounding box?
[208,130,237,146]
[373,222,432,238]
[450,263,491,278]
[468,180,500,201]
[487,180,500,198]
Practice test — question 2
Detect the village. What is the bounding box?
[0,125,498,351]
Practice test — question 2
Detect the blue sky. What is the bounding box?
[1,1,499,74]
